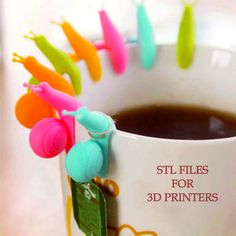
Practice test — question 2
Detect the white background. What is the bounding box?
[1,0,236,235]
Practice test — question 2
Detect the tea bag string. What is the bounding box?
[182,0,198,7]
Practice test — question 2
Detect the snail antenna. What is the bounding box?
[23,82,43,93]
[12,53,26,63]
[24,30,38,40]
[62,110,78,117]
[51,19,63,27]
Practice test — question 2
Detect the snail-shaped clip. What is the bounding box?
[177,0,196,69]
[24,32,82,95]
[62,107,116,183]
[97,10,128,75]
[29,117,69,158]
[22,82,81,158]
[136,2,157,69]
[51,19,102,83]
[126,1,157,69]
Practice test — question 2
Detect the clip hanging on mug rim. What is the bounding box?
[63,108,115,138]
[177,0,196,69]
[136,3,157,69]
[88,116,115,139]
[98,9,128,75]
[63,107,116,183]
[124,1,157,69]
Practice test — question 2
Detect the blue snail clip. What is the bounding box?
[127,3,157,69]
[137,4,157,69]
[62,107,115,183]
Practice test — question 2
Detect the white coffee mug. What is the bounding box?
[60,44,236,236]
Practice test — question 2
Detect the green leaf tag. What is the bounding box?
[72,180,108,236]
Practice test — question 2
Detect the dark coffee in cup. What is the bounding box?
[112,105,236,140]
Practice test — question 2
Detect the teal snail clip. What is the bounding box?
[62,107,116,183]
[137,3,157,69]
[63,107,115,235]
[128,0,157,69]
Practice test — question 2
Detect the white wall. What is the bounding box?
[1,0,236,235]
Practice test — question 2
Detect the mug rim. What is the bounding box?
[110,44,236,144]
[81,44,236,144]
[114,129,236,144]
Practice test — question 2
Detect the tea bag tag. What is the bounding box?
[72,180,108,236]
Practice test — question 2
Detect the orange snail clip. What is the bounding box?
[13,53,76,96]
[52,19,102,82]
[15,91,56,129]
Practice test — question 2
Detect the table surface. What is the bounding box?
[1,1,236,235]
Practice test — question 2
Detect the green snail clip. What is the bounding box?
[177,1,196,69]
